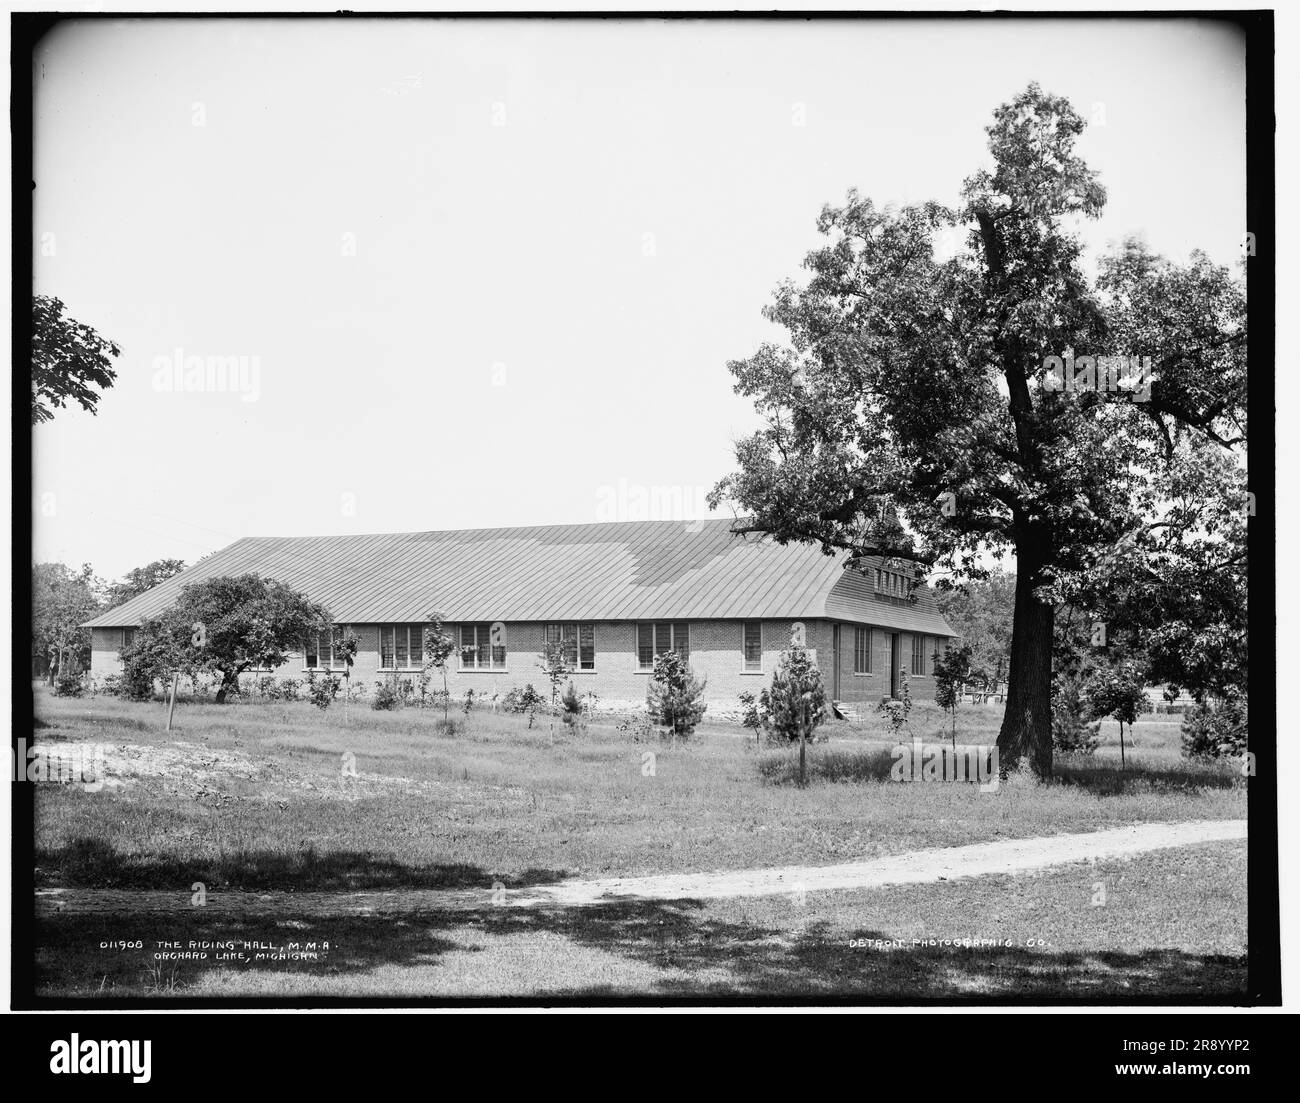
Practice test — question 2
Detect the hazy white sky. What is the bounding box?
[31,16,1246,579]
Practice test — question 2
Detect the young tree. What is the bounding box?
[645,650,708,741]
[335,629,360,719]
[32,295,121,424]
[539,640,572,706]
[931,642,973,746]
[128,574,329,703]
[709,84,1245,778]
[421,614,456,723]
[1084,660,1147,771]
[762,635,828,785]
[737,690,768,748]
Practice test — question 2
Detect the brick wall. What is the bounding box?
[90,618,941,707]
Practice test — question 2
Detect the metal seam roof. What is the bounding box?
[82,519,956,634]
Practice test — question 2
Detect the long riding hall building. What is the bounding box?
[84,518,957,708]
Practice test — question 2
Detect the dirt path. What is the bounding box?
[36,819,1245,917]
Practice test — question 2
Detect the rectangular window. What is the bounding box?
[637,623,654,669]
[854,626,871,674]
[121,628,136,650]
[911,634,927,676]
[304,625,348,670]
[638,622,689,669]
[743,621,762,671]
[459,623,506,670]
[545,623,595,670]
[380,624,426,670]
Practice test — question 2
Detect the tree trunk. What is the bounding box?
[996,550,1054,778]
[214,670,238,704]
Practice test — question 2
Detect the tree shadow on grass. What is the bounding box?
[34,895,1246,1001]
[1051,759,1244,795]
[37,836,569,892]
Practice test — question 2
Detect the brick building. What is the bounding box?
[84,519,956,708]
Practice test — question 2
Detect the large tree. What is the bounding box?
[32,294,121,425]
[125,574,330,703]
[104,559,187,611]
[709,84,1246,777]
[31,562,103,682]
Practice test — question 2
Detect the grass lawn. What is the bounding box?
[28,688,1248,999]
[35,841,1246,998]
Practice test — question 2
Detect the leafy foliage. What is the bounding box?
[538,640,572,705]
[53,670,86,697]
[875,673,913,738]
[122,574,329,703]
[32,294,121,424]
[1181,699,1248,760]
[737,690,767,747]
[103,559,186,610]
[931,642,973,738]
[32,562,102,681]
[934,573,1013,688]
[1084,661,1147,729]
[708,83,1246,777]
[371,681,402,711]
[421,614,456,719]
[306,671,341,711]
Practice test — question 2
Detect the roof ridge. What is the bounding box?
[235,516,751,542]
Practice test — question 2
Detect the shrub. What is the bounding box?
[273,677,302,702]
[874,674,912,739]
[371,680,401,711]
[738,690,768,747]
[306,672,340,711]
[118,654,158,701]
[616,710,657,742]
[1181,698,1248,760]
[53,670,86,697]
[645,650,707,739]
[99,674,123,698]
[560,681,583,723]
[1052,674,1100,755]
[503,684,545,714]
[463,688,476,716]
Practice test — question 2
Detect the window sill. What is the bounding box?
[457,668,509,674]
[739,669,765,675]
